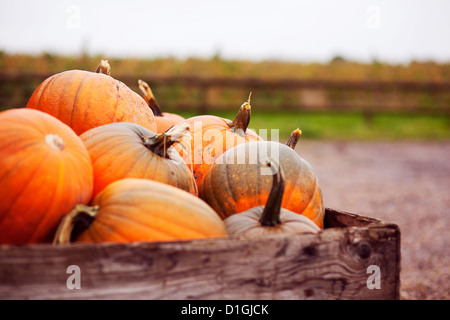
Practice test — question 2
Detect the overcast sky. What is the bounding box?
[1,0,450,63]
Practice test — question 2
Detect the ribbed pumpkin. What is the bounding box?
[26,60,157,135]
[224,161,320,237]
[53,178,227,244]
[199,140,325,229]
[0,108,93,244]
[80,122,197,198]
[175,94,263,190]
[138,80,185,133]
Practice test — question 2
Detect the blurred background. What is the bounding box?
[1,0,449,299]
[1,0,449,140]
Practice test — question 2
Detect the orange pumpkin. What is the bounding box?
[199,140,325,229]
[26,60,157,135]
[175,93,263,189]
[224,161,320,237]
[54,178,227,244]
[0,108,93,244]
[80,122,197,198]
[138,80,185,133]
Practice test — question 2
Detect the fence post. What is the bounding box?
[198,82,209,114]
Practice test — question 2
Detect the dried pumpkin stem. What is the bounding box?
[286,128,302,150]
[259,161,284,227]
[53,204,99,245]
[229,92,252,135]
[143,123,190,158]
[95,60,111,76]
[138,79,163,117]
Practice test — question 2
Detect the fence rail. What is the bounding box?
[1,72,449,114]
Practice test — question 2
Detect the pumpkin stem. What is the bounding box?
[95,60,111,76]
[259,160,284,226]
[138,79,163,117]
[286,128,302,150]
[228,92,252,136]
[53,204,99,244]
[45,134,65,150]
[143,123,190,158]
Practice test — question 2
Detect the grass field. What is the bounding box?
[1,52,449,141]
[177,110,450,141]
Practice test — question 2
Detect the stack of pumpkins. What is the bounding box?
[0,60,324,246]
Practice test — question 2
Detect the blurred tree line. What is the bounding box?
[1,51,450,82]
[1,51,450,116]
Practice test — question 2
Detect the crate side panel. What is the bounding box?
[0,224,399,300]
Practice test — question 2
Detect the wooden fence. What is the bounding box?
[1,72,449,115]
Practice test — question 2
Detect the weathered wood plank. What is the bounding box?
[0,209,400,300]
[324,208,381,228]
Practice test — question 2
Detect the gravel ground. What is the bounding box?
[294,140,450,300]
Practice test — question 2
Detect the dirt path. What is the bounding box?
[295,140,450,300]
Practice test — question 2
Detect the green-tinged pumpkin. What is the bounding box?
[199,140,325,229]
[224,161,320,237]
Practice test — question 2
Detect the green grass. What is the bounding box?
[176,110,450,141]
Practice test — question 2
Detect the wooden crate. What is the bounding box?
[0,208,400,300]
